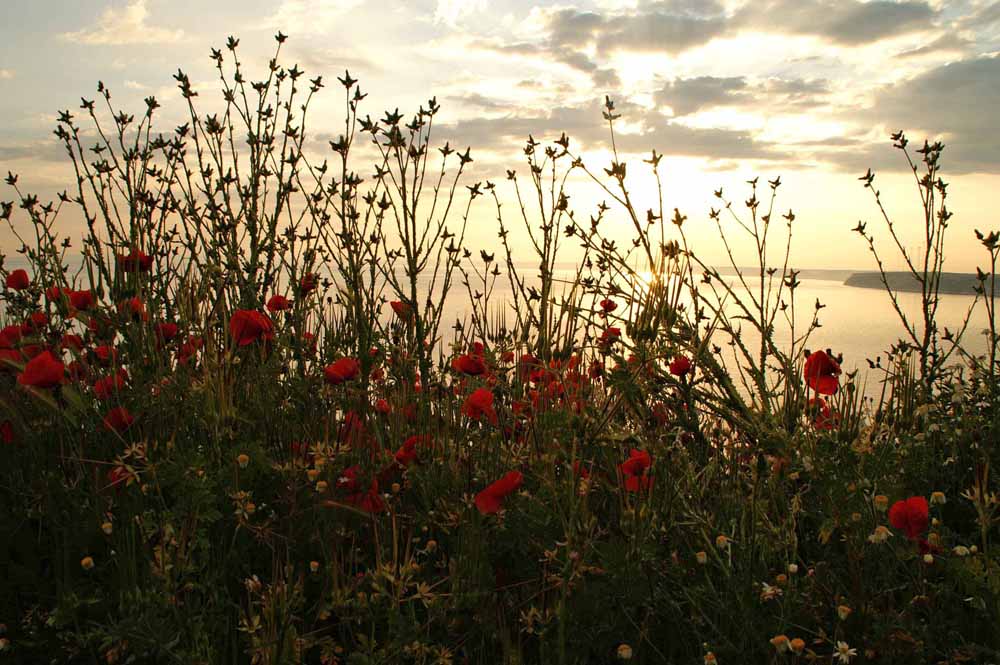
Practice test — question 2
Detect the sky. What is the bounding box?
[1,0,999,270]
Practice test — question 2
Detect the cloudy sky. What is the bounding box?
[1,0,999,269]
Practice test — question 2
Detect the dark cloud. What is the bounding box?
[894,32,973,58]
[822,55,1000,174]
[433,98,787,163]
[654,75,829,116]
[734,0,938,45]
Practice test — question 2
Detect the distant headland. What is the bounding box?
[844,271,996,296]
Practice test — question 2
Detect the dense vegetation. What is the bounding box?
[1,35,999,664]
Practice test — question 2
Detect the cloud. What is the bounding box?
[894,32,974,58]
[61,0,184,46]
[435,0,487,27]
[434,97,787,162]
[824,54,1000,174]
[0,69,13,80]
[654,75,829,116]
[734,0,938,45]
[264,0,366,36]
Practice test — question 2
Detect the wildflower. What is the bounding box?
[116,247,153,272]
[760,582,782,601]
[669,355,692,377]
[475,470,523,514]
[68,289,94,310]
[598,326,621,351]
[787,563,798,574]
[103,407,135,433]
[770,635,790,653]
[452,353,486,376]
[229,310,274,347]
[101,521,113,535]
[835,641,857,664]
[695,551,708,565]
[310,560,320,573]
[715,534,729,549]
[395,434,429,467]
[5,269,29,290]
[775,573,787,585]
[17,351,65,389]
[390,300,412,319]
[237,453,250,469]
[619,449,653,492]
[266,294,292,312]
[889,496,929,541]
[804,349,841,394]
[298,272,319,296]
[1,420,14,445]
[81,556,95,570]
[324,357,360,384]
[93,370,128,400]
[616,643,633,660]
[923,553,934,564]
[874,494,889,512]
[789,638,806,655]
[868,525,892,544]
[808,396,839,430]
[374,398,391,414]
[704,652,717,665]
[462,387,498,425]
[953,545,970,557]
[930,491,946,505]
[154,322,179,344]
[837,604,852,620]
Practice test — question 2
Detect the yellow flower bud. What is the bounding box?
[237,453,250,469]
[616,644,633,660]
[101,521,113,535]
[695,551,708,565]
[81,556,95,570]
[789,638,805,654]
[874,495,889,512]
[930,491,946,505]
[310,560,320,573]
[837,604,852,620]
[770,635,790,652]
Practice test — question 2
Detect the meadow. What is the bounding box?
[1,35,999,664]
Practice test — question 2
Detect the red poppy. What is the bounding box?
[116,247,154,273]
[69,289,94,311]
[67,360,88,381]
[337,466,384,513]
[620,449,653,492]
[266,294,292,312]
[24,311,49,331]
[229,310,274,347]
[452,353,486,376]
[93,344,119,366]
[154,322,179,343]
[119,296,149,322]
[462,387,497,425]
[299,272,319,296]
[45,286,67,302]
[808,397,839,430]
[103,407,135,433]
[573,460,591,480]
[390,300,412,319]
[669,355,692,377]
[0,420,14,444]
[598,327,621,351]
[0,324,23,348]
[93,370,128,401]
[59,334,84,352]
[5,269,29,290]
[178,335,203,365]
[599,298,617,316]
[374,398,391,415]
[804,350,841,395]
[324,357,361,384]
[889,496,929,541]
[17,350,65,389]
[394,434,431,466]
[475,471,523,514]
[106,465,133,491]
[301,332,318,355]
